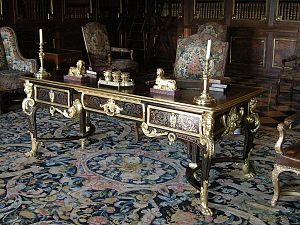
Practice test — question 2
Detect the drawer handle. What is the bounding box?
[100,99,123,116]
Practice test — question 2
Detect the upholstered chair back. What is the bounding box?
[82,22,138,72]
[0,27,37,73]
[173,33,228,80]
[197,22,227,41]
[0,26,37,91]
[82,22,111,67]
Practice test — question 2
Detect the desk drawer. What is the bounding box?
[147,105,202,136]
[82,94,144,121]
[34,85,71,107]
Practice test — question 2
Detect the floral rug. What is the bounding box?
[0,109,299,225]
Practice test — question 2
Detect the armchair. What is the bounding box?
[82,22,138,73]
[173,33,228,80]
[275,29,300,104]
[271,113,300,206]
[0,26,37,91]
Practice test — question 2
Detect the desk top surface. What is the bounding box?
[20,74,265,113]
[44,49,82,55]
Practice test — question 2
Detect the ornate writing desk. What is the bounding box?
[20,74,265,216]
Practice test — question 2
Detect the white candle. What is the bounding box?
[39,29,43,44]
[206,39,211,60]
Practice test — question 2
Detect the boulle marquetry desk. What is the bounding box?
[20,74,265,216]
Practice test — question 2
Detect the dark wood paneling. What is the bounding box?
[230,37,266,66]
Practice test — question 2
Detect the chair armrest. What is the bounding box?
[275,113,300,154]
[9,58,37,73]
[110,47,134,60]
[284,112,300,129]
[282,55,298,69]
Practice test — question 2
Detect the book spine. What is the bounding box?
[211,83,228,88]
[209,86,225,92]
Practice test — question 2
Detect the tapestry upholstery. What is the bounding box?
[0,26,37,91]
[173,33,228,80]
[82,22,138,72]
[0,40,8,70]
[197,22,227,41]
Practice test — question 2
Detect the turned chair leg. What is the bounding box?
[271,165,281,206]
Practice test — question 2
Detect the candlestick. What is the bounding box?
[39,29,43,44]
[193,58,216,106]
[34,30,49,79]
[205,39,211,60]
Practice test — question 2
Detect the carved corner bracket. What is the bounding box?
[22,80,35,115]
[246,98,260,133]
[222,106,244,135]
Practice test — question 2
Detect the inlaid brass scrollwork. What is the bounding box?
[246,98,260,133]
[50,99,82,118]
[100,99,123,116]
[170,113,177,128]
[49,90,55,102]
[22,80,35,116]
[222,106,244,135]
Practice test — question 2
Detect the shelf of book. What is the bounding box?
[232,0,267,21]
[194,0,224,20]
[63,0,92,21]
[15,0,53,22]
[276,0,300,21]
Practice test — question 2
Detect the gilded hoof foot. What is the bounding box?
[242,164,255,178]
[201,206,213,216]
[244,171,255,178]
[25,151,36,157]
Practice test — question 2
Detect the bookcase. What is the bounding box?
[159,0,182,17]
[63,0,92,21]
[276,0,300,21]
[194,0,224,20]
[232,0,267,20]
[14,0,53,22]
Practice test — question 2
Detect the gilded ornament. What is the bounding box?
[153,68,177,91]
[222,106,244,135]
[141,122,168,138]
[22,80,35,116]
[50,99,82,118]
[100,98,123,116]
[246,98,260,133]
[68,60,86,77]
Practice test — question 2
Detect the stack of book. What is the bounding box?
[209,77,231,92]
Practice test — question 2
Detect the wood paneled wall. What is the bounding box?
[0,0,299,76]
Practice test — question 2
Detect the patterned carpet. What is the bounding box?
[0,109,299,225]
